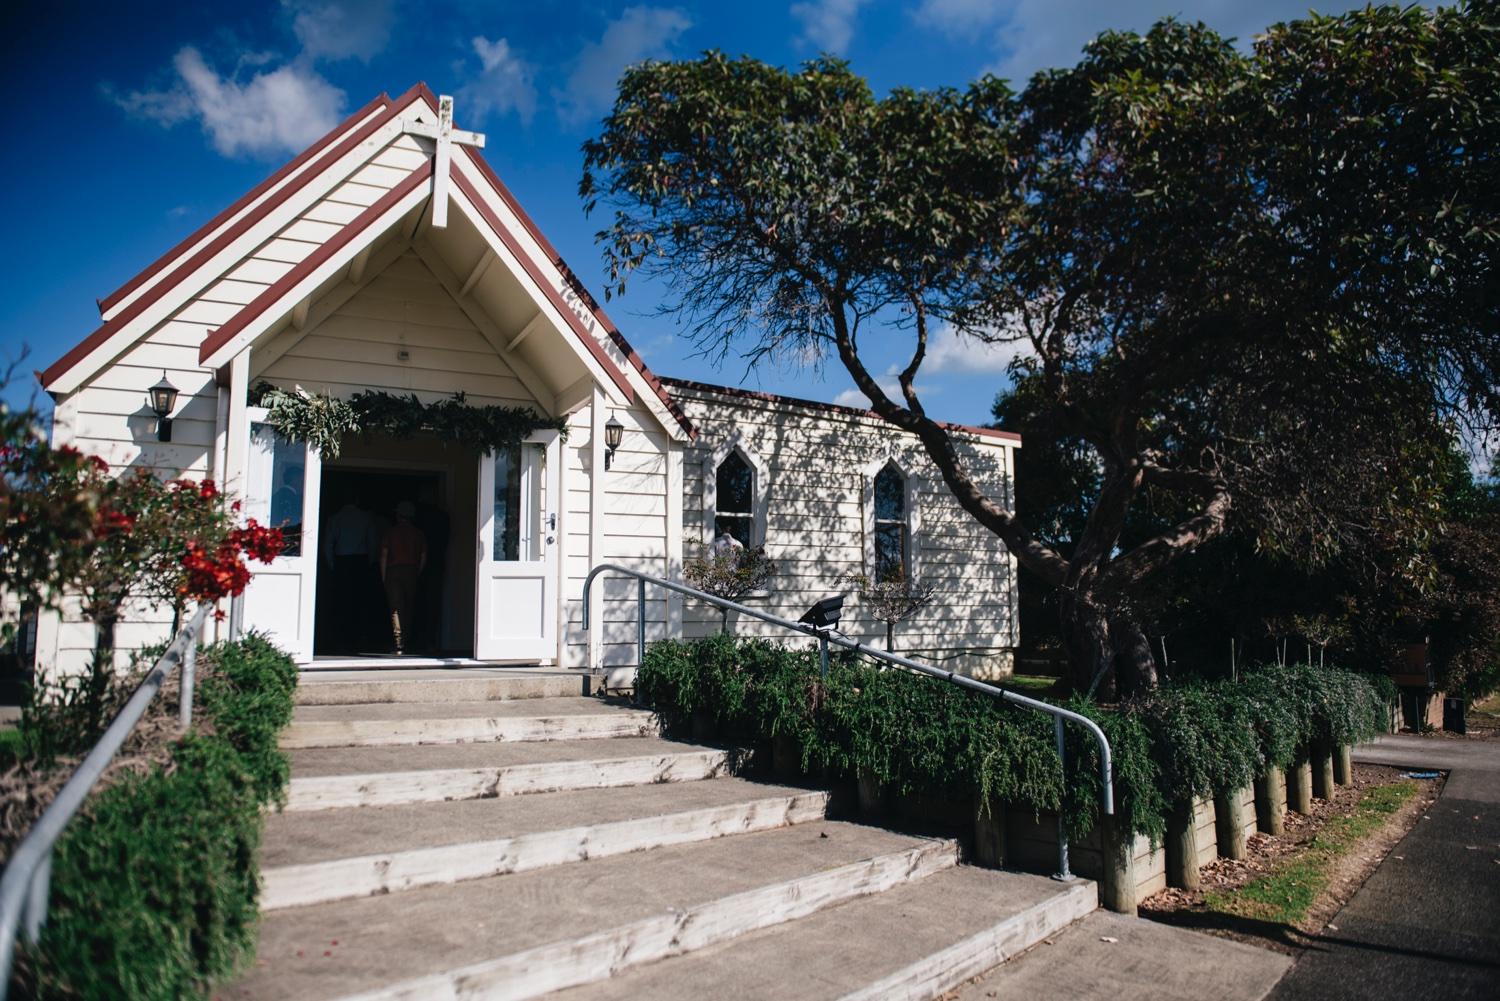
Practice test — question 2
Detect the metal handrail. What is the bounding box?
[0,604,211,997]
[581,564,1113,880]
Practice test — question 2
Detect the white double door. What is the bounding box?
[238,422,560,663]
[236,412,322,661]
[474,430,561,661]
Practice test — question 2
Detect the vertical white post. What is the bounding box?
[432,94,454,229]
[224,349,251,640]
[665,438,684,640]
[588,388,606,671]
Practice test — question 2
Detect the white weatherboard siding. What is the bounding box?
[560,399,675,669]
[669,383,1020,679]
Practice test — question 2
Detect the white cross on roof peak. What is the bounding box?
[402,94,486,228]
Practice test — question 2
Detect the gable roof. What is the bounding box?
[42,84,695,438]
[660,376,1022,445]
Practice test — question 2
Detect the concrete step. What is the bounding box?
[543,866,1096,1001]
[260,777,832,910]
[227,823,951,1001]
[295,669,593,706]
[281,697,654,748]
[285,738,735,811]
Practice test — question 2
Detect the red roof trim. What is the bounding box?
[456,142,691,435]
[199,162,433,364]
[43,84,435,391]
[449,168,636,405]
[659,376,1023,443]
[96,92,392,318]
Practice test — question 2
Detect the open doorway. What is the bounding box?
[313,436,478,658]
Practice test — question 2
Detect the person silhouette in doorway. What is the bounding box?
[380,501,428,655]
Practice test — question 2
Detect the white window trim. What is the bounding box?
[701,432,769,547]
[861,454,923,579]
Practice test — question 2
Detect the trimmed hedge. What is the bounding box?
[12,633,298,1000]
[637,636,1391,844]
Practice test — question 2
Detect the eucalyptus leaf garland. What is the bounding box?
[250,382,566,460]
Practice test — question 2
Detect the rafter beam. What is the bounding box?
[291,298,310,331]
[349,246,372,285]
[461,249,495,297]
[508,312,547,353]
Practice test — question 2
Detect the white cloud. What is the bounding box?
[114,47,346,159]
[555,6,692,126]
[283,0,394,62]
[920,323,1029,374]
[461,36,538,124]
[790,0,869,54]
[914,0,1369,86]
[911,0,997,37]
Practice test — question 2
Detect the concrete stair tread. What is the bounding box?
[227,822,942,1001]
[290,696,641,722]
[551,866,1095,1001]
[288,735,721,778]
[300,668,579,681]
[262,775,821,868]
[295,672,589,705]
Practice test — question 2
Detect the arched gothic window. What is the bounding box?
[873,462,907,579]
[714,450,755,546]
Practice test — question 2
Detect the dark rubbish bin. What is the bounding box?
[1443,697,1466,734]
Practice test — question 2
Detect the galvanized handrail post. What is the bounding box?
[0,604,210,998]
[20,853,50,944]
[178,628,198,730]
[581,564,1114,881]
[637,577,647,668]
[1054,716,1072,881]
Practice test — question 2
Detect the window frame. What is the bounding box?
[701,433,769,548]
[862,455,922,580]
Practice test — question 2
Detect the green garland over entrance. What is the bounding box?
[250,382,566,460]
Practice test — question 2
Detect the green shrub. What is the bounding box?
[637,638,1390,845]
[13,634,298,1000]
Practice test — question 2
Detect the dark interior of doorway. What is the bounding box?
[314,468,470,658]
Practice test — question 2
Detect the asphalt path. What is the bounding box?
[1268,734,1500,1001]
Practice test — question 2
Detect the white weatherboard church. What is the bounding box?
[37,85,1022,679]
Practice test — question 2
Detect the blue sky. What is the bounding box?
[0,0,1372,425]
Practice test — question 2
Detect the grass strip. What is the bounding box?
[1205,780,1417,926]
[1004,674,1058,693]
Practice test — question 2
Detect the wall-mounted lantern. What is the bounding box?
[603,415,625,470]
[149,372,179,443]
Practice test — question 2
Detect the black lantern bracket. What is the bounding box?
[603,414,625,470]
[149,372,179,443]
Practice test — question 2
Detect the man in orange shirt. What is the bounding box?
[380,501,428,655]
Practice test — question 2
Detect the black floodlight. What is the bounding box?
[603,415,625,470]
[149,372,179,442]
[799,594,844,632]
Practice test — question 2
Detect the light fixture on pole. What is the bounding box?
[149,372,179,443]
[603,415,625,470]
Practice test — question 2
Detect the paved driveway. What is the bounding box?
[1268,734,1500,1000]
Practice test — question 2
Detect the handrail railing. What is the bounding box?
[581,564,1112,881]
[0,603,211,997]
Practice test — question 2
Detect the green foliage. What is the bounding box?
[638,638,1391,844]
[251,382,566,460]
[12,636,298,1000]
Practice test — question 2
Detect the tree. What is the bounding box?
[582,4,1499,693]
[682,544,777,632]
[840,570,937,652]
